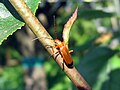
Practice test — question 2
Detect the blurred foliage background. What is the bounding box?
[0,0,120,90]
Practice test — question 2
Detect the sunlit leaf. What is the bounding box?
[0,0,41,44]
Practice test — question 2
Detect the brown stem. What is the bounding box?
[9,0,91,90]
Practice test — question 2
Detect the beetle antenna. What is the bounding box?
[53,15,57,39]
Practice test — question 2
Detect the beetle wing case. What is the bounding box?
[60,42,73,68]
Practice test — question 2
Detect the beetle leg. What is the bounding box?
[62,62,65,70]
[45,45,59,59]
[45,45,59,55]
[54,45,59,49]
[54,51,60,59]
[45,45,54,50]
[32,37,53,41]
[45,44,65,70]
[69,50,73,53]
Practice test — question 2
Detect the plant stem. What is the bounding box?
[9,0,91,90]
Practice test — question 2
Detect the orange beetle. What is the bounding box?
[53,8,78,68]
[54,39,73,68]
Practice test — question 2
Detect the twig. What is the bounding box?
[9,0,91,90]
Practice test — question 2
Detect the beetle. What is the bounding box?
[52,8,77,68]
[54,39,73,68]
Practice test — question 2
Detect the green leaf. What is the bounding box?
[0,0,41,44]
[77,46,118,90]
[101,69,120,90]
[100,55,120,90]
[0,66,24,90]
[78,9,114,19]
